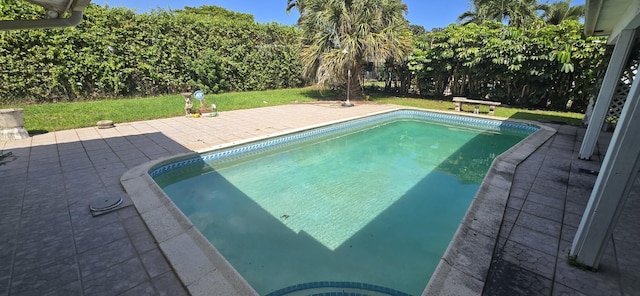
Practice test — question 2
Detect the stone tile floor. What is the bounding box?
[483,124,640,295]
[0,102,637,295]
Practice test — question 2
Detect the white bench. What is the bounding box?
[453,97,501,115]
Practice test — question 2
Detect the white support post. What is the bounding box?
[570,61,640,268]
[579,29,637,160]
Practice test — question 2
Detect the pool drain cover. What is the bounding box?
[90,196,123,216]
[265,281,411,296]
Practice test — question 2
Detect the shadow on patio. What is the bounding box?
[0,131,190,295]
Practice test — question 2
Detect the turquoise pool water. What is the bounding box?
[155,115,531,295]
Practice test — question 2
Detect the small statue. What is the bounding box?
[184,96,193,116]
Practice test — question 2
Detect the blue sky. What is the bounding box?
[91,0,585,31]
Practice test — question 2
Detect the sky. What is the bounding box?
[90,0,585,31]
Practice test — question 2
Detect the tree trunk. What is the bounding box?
[345,64,363,100]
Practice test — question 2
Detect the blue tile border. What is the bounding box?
[149,109,538,179]
[264,281,412,296]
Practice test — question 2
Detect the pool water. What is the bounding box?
[158,119,527,295]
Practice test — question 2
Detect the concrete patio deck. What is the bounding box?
[0,103,637,295]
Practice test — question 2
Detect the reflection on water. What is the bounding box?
[161,120,526,295]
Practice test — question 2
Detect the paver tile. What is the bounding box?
[522,199,565,223]
[82,257,150,295]
[73,219,129,253]
[551,283,588,296]
[554,257,621,296]
[515,211,562,237]
[141,249,172,278]
[152,272,189,296]
[526,190,566,211]
[484,256,553,296]
[508,224,559,256]
[532,177,569,195]
[563,211,583,228]
[501,240,557,279]
[10,256,80,296]
[130,227,159,254]
[119,282,157,296]
[78,237,137,277]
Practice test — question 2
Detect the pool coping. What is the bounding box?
[423,118,555,295]
[120,108,555,296]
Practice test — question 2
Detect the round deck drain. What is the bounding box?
[265,282,411,296]
[89,196,123,212]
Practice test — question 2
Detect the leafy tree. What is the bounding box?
[178,5,255,23]
[408,21,607,111]
[290,0,412,99]
[409,24,427,37]
[0,0,43,20]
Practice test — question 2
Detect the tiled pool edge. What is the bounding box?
[120,109,555,296]
[120,154,259,296]
[423,124,556,295]
[149,109,537,179]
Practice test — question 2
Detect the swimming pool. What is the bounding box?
[121,109,554,296]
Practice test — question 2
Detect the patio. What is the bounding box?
[1,102,637,295]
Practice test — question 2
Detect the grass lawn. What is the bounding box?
[0,87,584,133]
[1,88,332,132]
[370,96,584,125]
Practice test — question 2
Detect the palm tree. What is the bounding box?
[541,0,584,25]
[289,0,412,99]
[458,0,505,25]
[508,0,546,27]
[285,0,307,19]
[458,0,545,28]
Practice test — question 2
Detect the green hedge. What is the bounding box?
[0,4,304,103]
[407,21,609,111]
